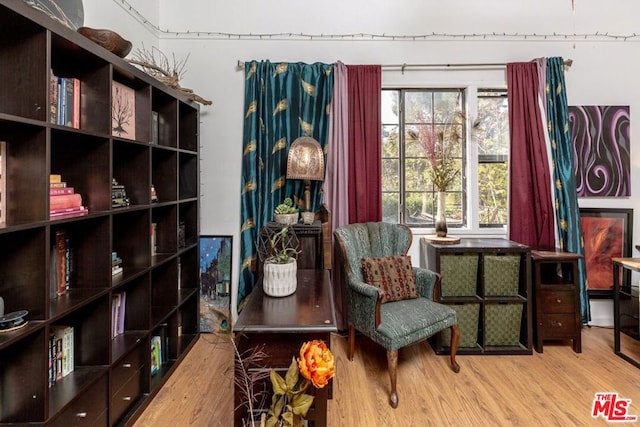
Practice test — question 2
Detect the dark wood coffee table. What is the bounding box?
[233,269,337,427]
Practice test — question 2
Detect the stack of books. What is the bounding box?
[112,251,123,276]
[48,325,74,387]
[49,71,80,129]
[50,174,88,218]
[112,178,130,208]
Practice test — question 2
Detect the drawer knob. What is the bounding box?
[122,363,132,368]
[76,412,87,418]
[123,396,132,401]
[555,298,562,303]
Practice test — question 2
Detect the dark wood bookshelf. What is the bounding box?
[0,0,200,425]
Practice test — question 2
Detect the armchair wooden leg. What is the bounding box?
[449,324,461,373]
[348,325,356,361]
[387,350,398,408]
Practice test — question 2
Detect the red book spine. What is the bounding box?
[50,193,82,210]
[72,78,80,129]
[50,187,74,196]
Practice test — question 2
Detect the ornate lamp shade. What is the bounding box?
[286,137,324,212]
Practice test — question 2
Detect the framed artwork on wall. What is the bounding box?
[199,235,232,333]
[580,208,633,298]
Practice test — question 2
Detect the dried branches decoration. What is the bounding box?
[232,334,271,427]
[127,46,212,105]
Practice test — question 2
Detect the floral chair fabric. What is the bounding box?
[334,222,460,408]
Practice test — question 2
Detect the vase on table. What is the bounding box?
[435,191,448,237]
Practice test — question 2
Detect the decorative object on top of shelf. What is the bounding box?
[0,309,29,333]
[258,226,300,297]
[579,208,633,298]
[408,107,465,241]
[274,197,299,225]
[127,46,212,105]
[23,0,84,30]
[199,235,232,333]
[286,136,324,215]
[266,340,335,427]
[112,81,136,139]
[77,26,132,58]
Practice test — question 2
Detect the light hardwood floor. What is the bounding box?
[134,326,640,426]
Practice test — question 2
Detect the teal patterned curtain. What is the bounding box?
[238,61,334,306]
[545,56,590,323]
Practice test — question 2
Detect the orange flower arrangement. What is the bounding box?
[266,340,335,427]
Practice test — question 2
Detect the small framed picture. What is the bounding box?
[111,81,136,139]
[199,235,232,333]
[580,208,633,298]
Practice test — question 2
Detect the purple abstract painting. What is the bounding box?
[568,106,630,197]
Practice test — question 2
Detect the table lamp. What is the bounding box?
[286,136,324,220]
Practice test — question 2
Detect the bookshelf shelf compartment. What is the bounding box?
[0,1,200,425]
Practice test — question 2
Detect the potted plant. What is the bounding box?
[274,197,299,225]
[261,227,300,297]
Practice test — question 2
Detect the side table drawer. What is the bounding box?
[542,314,576,337]
[540,290,575,314]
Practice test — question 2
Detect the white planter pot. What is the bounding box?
[263,259,297,297]
[274,213,299,225]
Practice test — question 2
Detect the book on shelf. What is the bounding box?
[0,141,5,224]
[54,230,69,297]
[48,325,74,387]
[150,222,157,256]
[50,206,88,218]
[50,174,62,184]
[111,292,127,338]
[150,335,162,375]
[50,193,83,210]
[49,182,67,188]
[50,187,74,196]
[151,111,159,144]
[112,81,136,140]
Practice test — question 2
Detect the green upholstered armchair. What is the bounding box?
[334,222,460,408]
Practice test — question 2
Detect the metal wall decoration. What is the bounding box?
[199,235,232,333]
[569,105,630,197]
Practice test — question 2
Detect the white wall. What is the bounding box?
[83,0,159,52]
[87,0,640,324]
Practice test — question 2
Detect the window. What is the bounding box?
[381,87,509,231]
[476,89,509,228]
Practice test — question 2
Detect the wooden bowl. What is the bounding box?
[77,27,132,58]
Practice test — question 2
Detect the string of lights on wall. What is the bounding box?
[113,0,640,42]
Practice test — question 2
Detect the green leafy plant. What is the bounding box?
[265,227,300,264]
[274,197,299,215]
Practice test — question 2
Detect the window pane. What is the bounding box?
[382,124,399,157]
[381,91,399,125]
[382,158,399,191]
[382,192,399,223]
[477,91,509,156]
[478,163,508,227]
[405,191,434,226]
[405,92,433,123]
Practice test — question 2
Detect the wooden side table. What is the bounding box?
[531,250,583,353]
[233,269,337,426]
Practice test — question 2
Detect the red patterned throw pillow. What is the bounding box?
[361,255,419,303]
